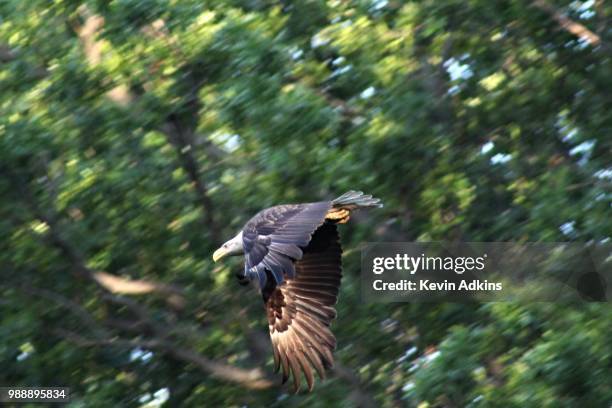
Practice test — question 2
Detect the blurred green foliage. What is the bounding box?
[1,0,610,406]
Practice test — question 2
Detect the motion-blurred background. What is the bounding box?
[1,0,610,406]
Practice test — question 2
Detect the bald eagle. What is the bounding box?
[212,191,382,392]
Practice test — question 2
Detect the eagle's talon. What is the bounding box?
[337,215,350,224]
[325,208,350,222]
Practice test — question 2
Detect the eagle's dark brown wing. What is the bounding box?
[242,201,331,288]
[241,192,380,289]
[262,223,342,392]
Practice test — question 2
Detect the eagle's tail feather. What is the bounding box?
[331,190,383,209]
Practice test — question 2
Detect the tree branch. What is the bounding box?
[532,0,604,47]
[18,278,274,390]
[15,284,110,339]
[71,6,133,105]
[5,170,274,390]
[169,347,274,390]
[69,7,222,243]
[161,118,221,244]
[53,328,275,390]
[93,271,185,308]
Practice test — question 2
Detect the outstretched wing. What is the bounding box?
[262,223,342,392]
[242,201,331,288]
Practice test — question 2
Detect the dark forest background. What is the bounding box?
[1,0,610,406]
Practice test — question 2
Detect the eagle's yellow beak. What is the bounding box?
[212,246,228,262]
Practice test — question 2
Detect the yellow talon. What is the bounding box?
[326,208,350,222]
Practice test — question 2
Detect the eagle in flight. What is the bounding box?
[212,191,382,392]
